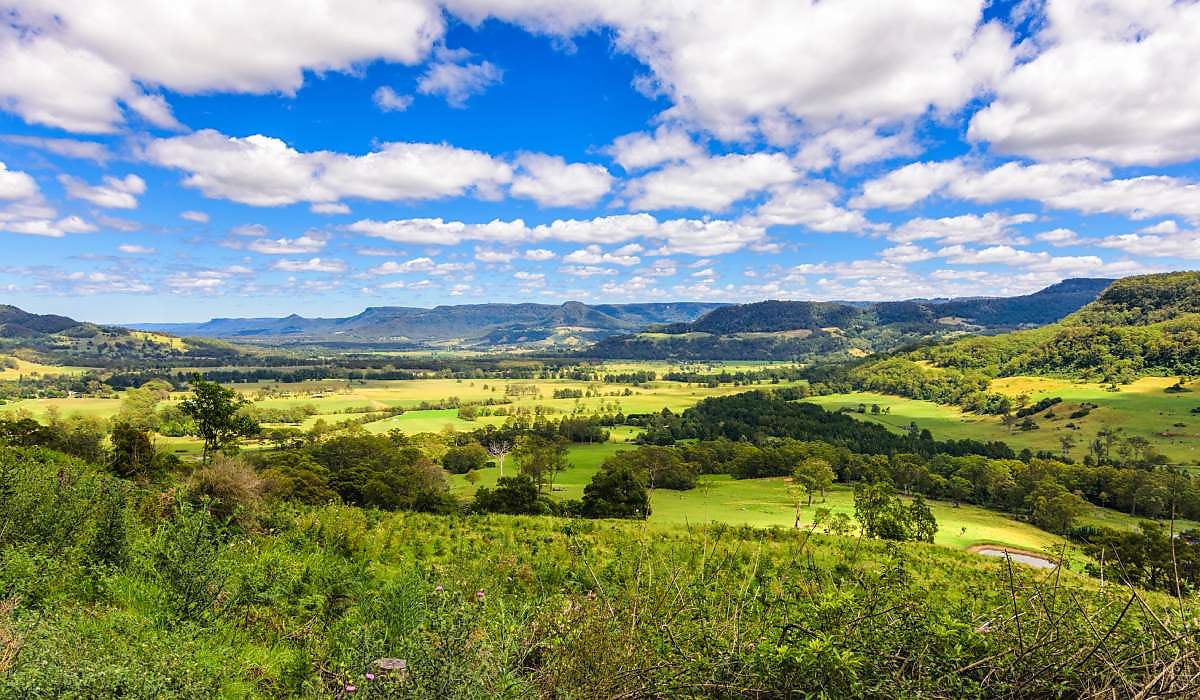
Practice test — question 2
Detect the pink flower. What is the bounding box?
[346,685,357,693]
[475,590,486,601]
[434,585,444,593]
[365,673,375,681]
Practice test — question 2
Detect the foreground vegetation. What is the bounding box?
[3,443,1199,698]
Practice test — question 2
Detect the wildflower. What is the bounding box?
[365,673,375,681]
[475,590,486,601]
[346,685,357,693]
[434,585,444,593]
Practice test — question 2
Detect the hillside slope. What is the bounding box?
[585,278,1112,361]
[846,271,1200,407]
[0,304,242,366]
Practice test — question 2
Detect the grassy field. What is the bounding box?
[2,374,803,441]
[808,376,1200,465]
[444,443,1101,554]
[443,439,1194,557]
[6,362,1190,561]
[0,358,95,380]
[0,394,123,418]
[448,442,629,502]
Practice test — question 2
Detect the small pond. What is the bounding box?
[972,546,1057,569]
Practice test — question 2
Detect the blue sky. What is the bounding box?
[1,0,1198,323]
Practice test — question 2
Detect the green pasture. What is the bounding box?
[449,440,1194,558]
[808,376,1200,465]
[450,444,1066,553]
[0,395,122,419]
[0,358,95,380]
[449,442,629,501]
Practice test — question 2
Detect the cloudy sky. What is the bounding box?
[1,0,1198,322]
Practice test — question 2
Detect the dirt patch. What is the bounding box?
[967,545,1058,569]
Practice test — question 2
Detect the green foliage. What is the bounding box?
[0,413,107,463]
[441,443,490,474]
[1026,479,1089,534]
[146,501,230,623]
[581,464,650,519]
[0,444,1197,697]
[86,478,130,568]
[793,456,835,505]
[853,483,938,543]
[645,390,1015,460]
[600,444,697,490]
[115,378,172,430]
[259,453,338,505]
[108,421,165,481]
[471,474,549,515]
[302,432,455,513]
[179,377,259,462]
[0,447,108,552]
[513,434,568,492]
[1079,521,1200,593]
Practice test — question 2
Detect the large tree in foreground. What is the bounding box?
[179,377,259,463]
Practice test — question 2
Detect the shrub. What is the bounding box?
[189,456,263,524]
[472,475,552,515]
[581,465,649,519]
[145,502,230,622]
[441,443,490,474]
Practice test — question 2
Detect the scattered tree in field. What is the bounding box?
[792,457,834,506]
[853,482,938,543]
[442,443,490,474]
[480,433,513,477]
[116,379,173,430]
[179,377,260,463]
[472,475,547,515]
[514,435,568,493]
[1026,479,1088,534]
[602,445,697,490]
[581,464,649,519]
[1058,434,1077,461]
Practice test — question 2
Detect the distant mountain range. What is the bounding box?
[130,302,730,349]
[4,278,1115,362]
[583,278,1115,360]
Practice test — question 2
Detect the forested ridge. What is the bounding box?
[844,272,1200,409]
[584,278,1111,360]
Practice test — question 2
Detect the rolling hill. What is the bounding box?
[844,271,1200,408]
[584,278,1113,360]
[0,304,242,367]
[132,301,728,349]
